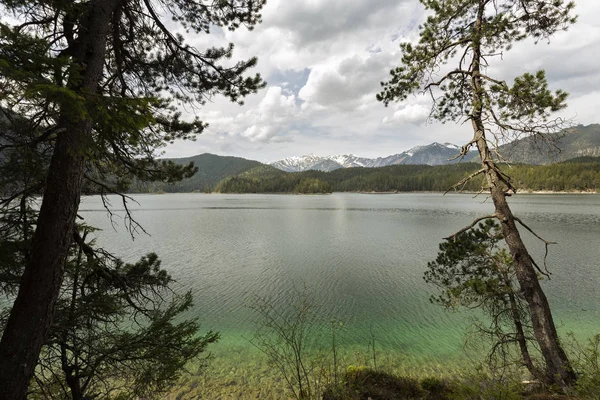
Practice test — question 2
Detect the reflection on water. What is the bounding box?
[79,193,600,362]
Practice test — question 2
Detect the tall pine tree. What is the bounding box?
[378,0,577,388]
[0,1,265,397]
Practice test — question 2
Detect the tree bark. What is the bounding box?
[468,0,575,388]
[501,269,541,379]
[0,1,118,398]
[485,169,576,387]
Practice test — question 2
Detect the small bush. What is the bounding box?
[420,376,453,399]
[449,369,523,400]
[323,367,423,400]
[570,334,600,400]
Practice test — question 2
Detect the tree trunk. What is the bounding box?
[473,123,576,387]
[0,2,118,398]
[467,0,574,388]
[501,270,541,379]
[64,366,85,400]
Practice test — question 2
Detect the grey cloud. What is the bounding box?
[265,0,414,47]
[163,0,600,162]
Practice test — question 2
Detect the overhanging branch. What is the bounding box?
[513,216,556,277]
[445,168,485,194]
[444,214,498,241]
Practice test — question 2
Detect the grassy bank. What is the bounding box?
[163,330,600,399]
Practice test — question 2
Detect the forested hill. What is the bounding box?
[493,124,600,164]
[214,157,600,194]
[132,153,262,193]
[132,124,600,193]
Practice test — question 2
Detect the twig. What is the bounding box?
[445,168,485,194]
[513,217,556,246]
[449,138,477,161]
[0,183,44,208]
[513,216,556,276]
[529,255,551,279]
[444,214,498,241]
[84,175,147,238]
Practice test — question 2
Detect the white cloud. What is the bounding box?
[384,104,431,125]
[160,0,600,162]
[192,86,299,145]
[298,52,396,112]
[241,125,276,142]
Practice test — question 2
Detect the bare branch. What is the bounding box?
[513,217,557,246]
[83,175,148,238]
[424,69,471,92]
[449,138,478,161]
[445,168,485,194]
[528,255,551,279]
[444,214,498,241]
[513,216,556,277]
[0,183,44,208]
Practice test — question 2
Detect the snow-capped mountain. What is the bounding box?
[270,142,465,172]
[269,154,329,172]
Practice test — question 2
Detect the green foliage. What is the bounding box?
[293,178,332,194]
[509,159,600,191]
[135,153,264,193]
[0,0,266,199]
[567,334,600,399]
[377,0,575,136]
[425,220,514,310]
[212,158,600,194]
[425,220,540,378]
[494,71,568,122]
[123,124,600,193]
[214,166,332,194]
[0,216,219,398]
[1,140,216,399]
[449,366,524,400]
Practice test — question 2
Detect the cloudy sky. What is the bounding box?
[165,0,600,163]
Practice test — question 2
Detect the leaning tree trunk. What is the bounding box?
[500,269,542,380]
[0,2,118,398]
[468,2,575,388]
[472,121,576,387]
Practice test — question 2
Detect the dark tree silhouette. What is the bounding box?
[0,1,265,397]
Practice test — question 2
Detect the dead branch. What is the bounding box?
[513,217,556,246]
[444,214,498,241]
[0,183,44,208]
[513,216,556,277]
[445,168,485,194]
[84,175,148,238]
[449,138,477,161]
[72,229,96,264]
[472,187,488,199]
[529,255,551,279]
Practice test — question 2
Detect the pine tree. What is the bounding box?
[378,0,577,388]
[0,1,265,397]
[425,219,542,379]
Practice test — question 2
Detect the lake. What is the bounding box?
[79,193,600,395]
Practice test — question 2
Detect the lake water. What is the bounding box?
[79,193,600,393]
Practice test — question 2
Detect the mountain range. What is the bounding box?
[135,123,600,193]
[269,124,600,172]
[499,124,600,164]
[270,142,463,172]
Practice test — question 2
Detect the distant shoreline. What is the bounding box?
[351,190,600,195]
[135,190,600,195]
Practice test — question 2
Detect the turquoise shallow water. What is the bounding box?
[79,193,600,367]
